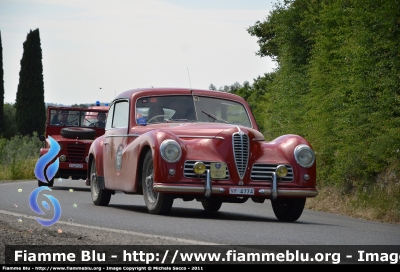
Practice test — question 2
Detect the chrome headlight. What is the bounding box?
[294,144,315,168]
[160,139,181,163]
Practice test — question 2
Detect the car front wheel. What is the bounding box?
[201,198,222,212]
[142,150,173,215]
[271,197,306,222]
[90,158,111,206]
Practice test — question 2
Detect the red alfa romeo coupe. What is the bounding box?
[86,87,318,222]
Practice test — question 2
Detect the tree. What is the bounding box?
[2,103,18,139]
[245,0,400,188]
[15,29,46,136]
[0,31,4,136]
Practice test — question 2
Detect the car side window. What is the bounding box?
[105,104,114,130]
[112,101,129,128]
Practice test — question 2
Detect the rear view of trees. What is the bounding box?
[208,0,400,223]
[15,28,46,136]
[245,0,400,190]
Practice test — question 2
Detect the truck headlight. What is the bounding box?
[294,144,315,168]
[160,139,181,163]
[59,155,67,162]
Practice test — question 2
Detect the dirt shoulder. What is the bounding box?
[0,211,197,264]
[0,180,201,263]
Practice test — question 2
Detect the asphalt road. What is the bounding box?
[1,179,400,245]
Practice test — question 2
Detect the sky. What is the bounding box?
[0,0,278,105]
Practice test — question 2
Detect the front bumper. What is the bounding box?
[153,170,318,199]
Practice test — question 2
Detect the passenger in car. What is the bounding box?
[89,112,106,128]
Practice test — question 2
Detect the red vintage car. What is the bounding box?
[86,88,318,222]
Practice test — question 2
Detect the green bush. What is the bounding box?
[0,133,42,180]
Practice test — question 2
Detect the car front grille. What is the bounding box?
[232,132,249,179]
[251,164,294,182]
[66,143,87,163]
[184,161,229,179]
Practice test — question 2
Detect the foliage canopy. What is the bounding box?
[15,29,46,137]
[0,31,4,136]
[217,0,400,191]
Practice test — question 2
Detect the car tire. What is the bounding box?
[38,178,54,187]
[61,127,96,139]
[90,158,111,206]
[271,197,306,222]
[201,198,222,212]
[142,150,173,215]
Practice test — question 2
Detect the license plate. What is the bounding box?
[69,164,83,168]
[210,162,226,179]
[229,188,254,195]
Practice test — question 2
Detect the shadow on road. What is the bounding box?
[106,203,315,225]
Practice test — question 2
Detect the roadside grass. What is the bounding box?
[0,133,41,180]
[306,164,400,225]
[0,157,37,180]
[306,182,400,225]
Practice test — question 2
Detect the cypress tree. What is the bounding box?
[0,31,4,136]
[15,29,46,136]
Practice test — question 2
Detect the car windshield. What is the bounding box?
[49,109,108,128]
[135,95,252,128]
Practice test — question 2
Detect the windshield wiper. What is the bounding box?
[201,111,229,124]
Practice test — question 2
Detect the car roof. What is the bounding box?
[114,87,248,104]
[47,106,108,112]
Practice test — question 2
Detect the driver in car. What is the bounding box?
[51,109,75,125]
[147,106,165,123]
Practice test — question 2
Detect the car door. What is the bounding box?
[103,99,130,190]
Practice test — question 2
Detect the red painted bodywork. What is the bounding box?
[87,88,318,199]
[39,106,109,181]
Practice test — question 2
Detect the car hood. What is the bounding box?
[134,122,265,140]
[49,134,95,143]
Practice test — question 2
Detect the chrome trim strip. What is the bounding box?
[153,185,225,194]
[250,164,294,182]
[205,170,211,198]
[105,134,139,138]
[105,134,224,139]
[271,172,277,200]
[184,161,230,179]
[178,135,225,139]
[232,128,249,180]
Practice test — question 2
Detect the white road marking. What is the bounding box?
[0,209,221,245]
